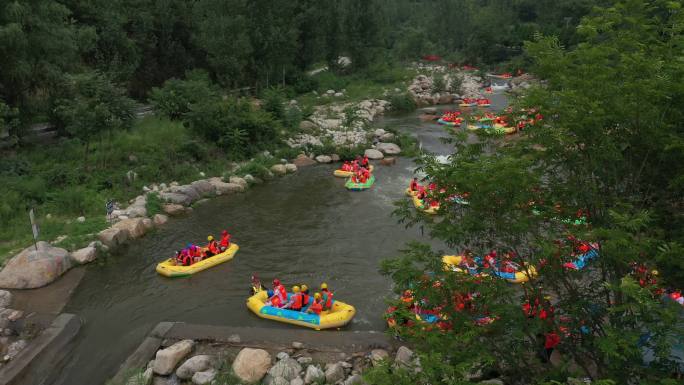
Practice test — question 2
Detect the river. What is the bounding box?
[51,95,509,385]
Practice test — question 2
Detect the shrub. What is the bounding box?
[261,87,286,120]
[145,193,163,216]
[148,70,218,120]
[388,93,417,112]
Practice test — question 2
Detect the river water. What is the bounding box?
[52,95,508,385]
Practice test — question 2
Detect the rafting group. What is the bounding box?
[334,155,376,191]
[437,111,463,126]
[406,177,469,215]
[459,97,492,108]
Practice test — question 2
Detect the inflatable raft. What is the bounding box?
[563,247,599,270]
[156,243,239,278]
[246,289,356,330]
[437,118,462,126]
[345,175,375,191]
[333,165,373,178]
[442,255,537,283]
[412,194,438,214]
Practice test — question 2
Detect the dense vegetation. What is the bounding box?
[379,1,684,384]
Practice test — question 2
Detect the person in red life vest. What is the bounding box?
[285,286,304,311]
[268,279,287,308]
[300,284,310,307]
[429,198,439,208]
[669,290,684,305]
[307,293,324,315]
[483,250,497,269]
[219,230,231,252]
[320,282,334,310]
[535,113,543,121]
[416,186,427,200]
[543,331,561,362]
[205,235,220,257]
[361,155,369,169]
[341,161,351,172]
[409,177,420,192]
[401,289,415,310]
[191,245,203,264]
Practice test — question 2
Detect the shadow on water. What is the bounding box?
[53,95,509,385]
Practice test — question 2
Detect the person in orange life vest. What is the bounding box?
[219,230,231,251]
[577,242,590,254]
[320,283,334,310]
[401,289,415,310]
[285,286,304,311]
[307,293,323,314]
[205,235,220,257]
[268,279,287,308]
[300,284,310,307]
[191,245,203,264]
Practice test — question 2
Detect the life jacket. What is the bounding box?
[544,332,560,349]
[275,284,287,302]
[191,247,202,258]
[309,299,323,315]
[270,295,282,308]
[301,292,310,306]
[290,293,303,310]
[322,290,334,309]
[362,157,369,167]
[220,234,231,248]
[182,254,193,266]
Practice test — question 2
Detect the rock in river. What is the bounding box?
[0,242,72,289]
[364,149,384,160]
[71,246,97,264]
[232,348,272,383]
[293,154,316,167]
[271,164,287,176]
[176,355,216,380]
[376,142,401,155]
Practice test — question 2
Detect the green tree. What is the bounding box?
[379,1,684,384]
[52,72,135,168]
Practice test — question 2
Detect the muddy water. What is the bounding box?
[52,95,508,385]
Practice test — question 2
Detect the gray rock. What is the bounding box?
[373,128,386,137]
[364,149,384,160]
[213,182,245,195]
[153,339,195,375]
[303,365,324,384]
[76,216,86,223]
[169,185,200,202]
[478,380,504,385]
[163,204,186,216]
[296,356,312,365]
[232,348,272,383]
[152,374,180,385]
[324,362,345,384]
[293,154,316,167]
[229,176,248,189]
[290,377,304,385]
[141,218,154,231]
[227,334,241,343]
[176,355,216,380]
[277,352,290,361]
[292,341,304,349]
[299,120,318,131]
[266,376,289,385]
[190,180,215,197]
[268,357,302,381]
[191,369,217,385]
[159,192,193,206]
[395,346,414,367]
[330,154,340,162]
[71,246,97,264]
[344,374,366,385]
[271,164,287,176]
[379,132,395,142]
[314,155,332,163]
[5,339,27,360]
[112,218,147,239]
[0,242,73,289]
[243,174,256,184]
[376,143,401,155]
[0,291,12,308]
[285,164,298,173]
[153,214,169,227]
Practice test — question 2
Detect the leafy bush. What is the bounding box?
[432,73,446,93]
[313,71,349,92]
[388,93,417,112]
[292,76,318,94]
[261,87,286,120]
[148,70,219,120]
[146,193,163,216]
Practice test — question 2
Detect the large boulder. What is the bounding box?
[364,149,384,160]
[0,290,12,308]
[176,355,217,380]
[190,180,215,197]
[395,346,414,367]
[315,155,332,164]
[380,132,395,142]
[285,164,298,173]
[153,339,195,375]
[191,369,217,385]
[376,143,401,155]
[232,348,272,383]
[293,154,316,167]
[303,365,324,385]
[0,242,72,289]
[344,374,366,385]
[168,185,200,202]
[163,204,186,216]
[299,120,318,131]
[160,192,193,206]
[213,182,244,195]
[70,246,97,264]
[153,214,169,227]
[267,357,302,381]
[98,227,129,249]
[324,363,345,384]
[113,218,147,239]
[229,176,248,189]
[369,349,389,366]
[271,164,287,176]
[125,196,148,218]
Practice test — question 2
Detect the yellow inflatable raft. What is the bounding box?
[156,243,239,278]
[333,165,374,178]
[412,194,438,215]
[494,123,516,135]
[441,255,536,283]
[246,289,356,330]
